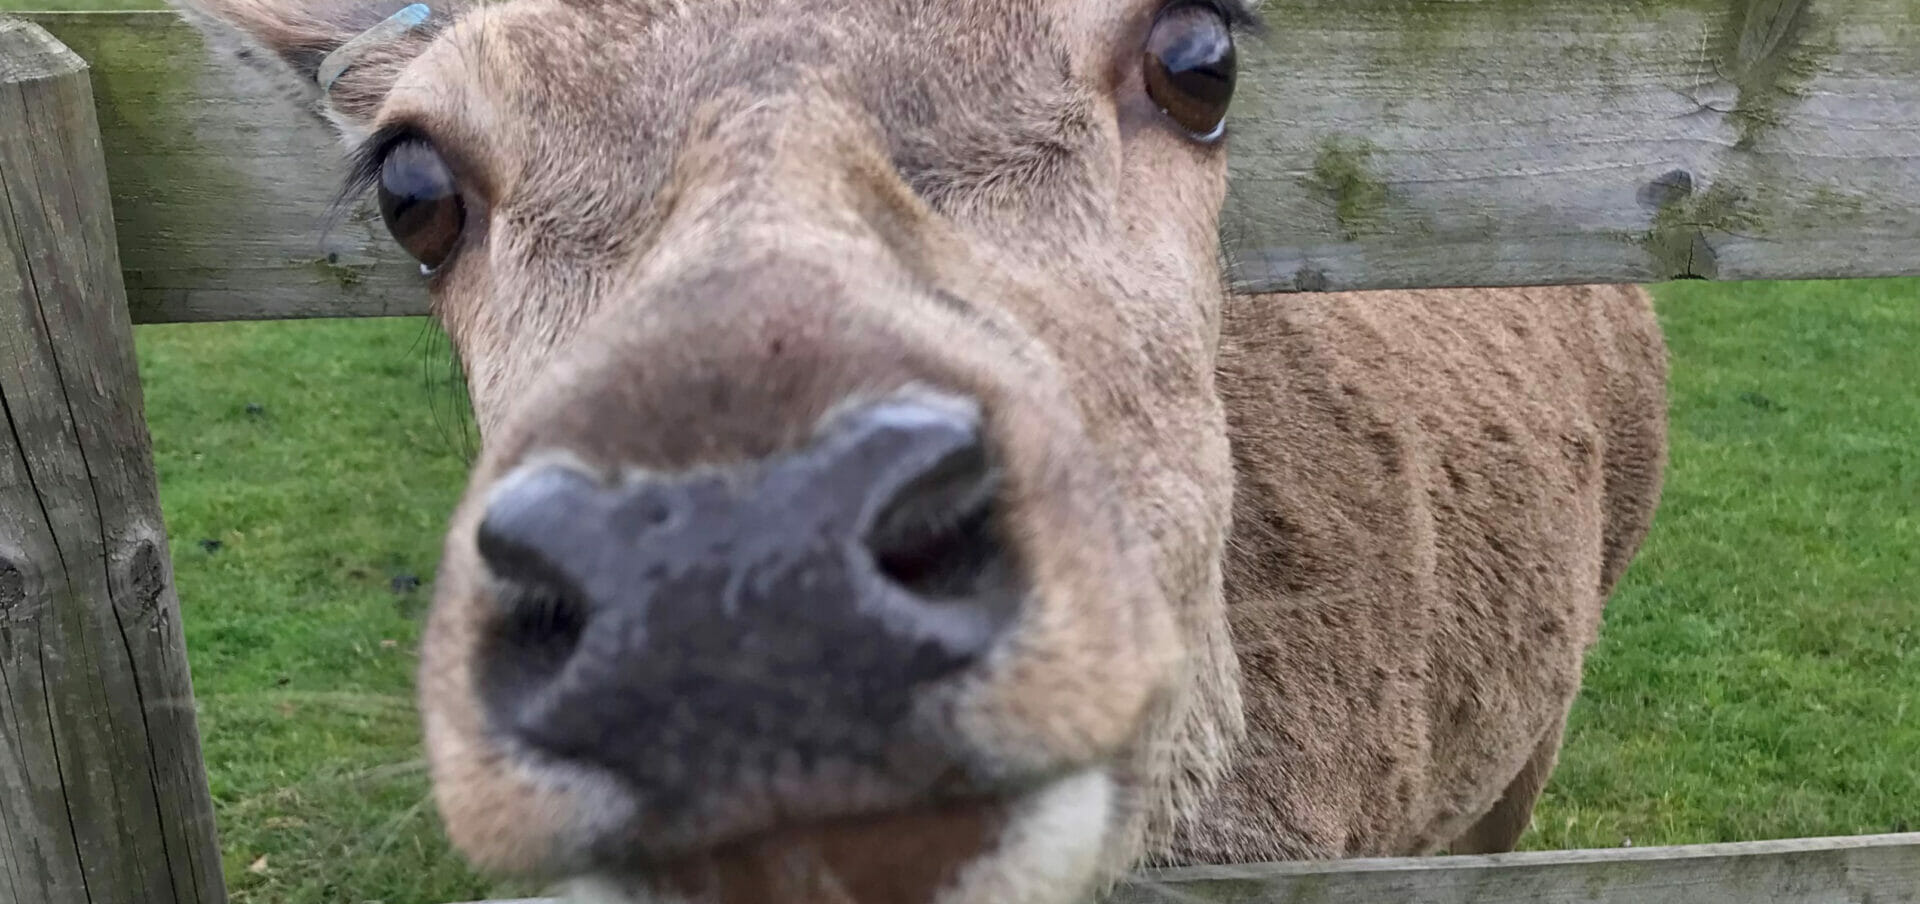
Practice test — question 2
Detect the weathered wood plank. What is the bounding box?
[21,10,424,323]
[0,20,226,904]
[1110,832,1920,903]
[450,833,1920,904]
[12,1,1920,323]
[1224,0,1920,292]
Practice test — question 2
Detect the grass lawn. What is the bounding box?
[135,318,500,902]
[1532,279,1920,849]
[8,4,1919,901]
[136,284,1920,901]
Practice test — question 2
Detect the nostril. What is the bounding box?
[863,434,1009,601]
[872,501,1003,600]
[474,470,600,684]
[477,514,576,605]
[490,581,590,674]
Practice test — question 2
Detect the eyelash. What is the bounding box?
[333,123,420,214]
[1211,0,1264,32]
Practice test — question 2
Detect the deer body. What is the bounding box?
[183,0,1667,901]
[1187,284,1665,863]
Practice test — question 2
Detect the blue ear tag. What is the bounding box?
[317,3,433,92]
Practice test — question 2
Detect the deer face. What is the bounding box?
[191,0,1251,899]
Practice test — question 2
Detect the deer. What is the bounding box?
[181,0,1669,901]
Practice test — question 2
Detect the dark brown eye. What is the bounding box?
[378,139,466,272]
[1143,1,1237,141]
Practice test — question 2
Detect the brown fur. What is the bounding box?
[179,0,1668,901]
[1170,283,1666,863]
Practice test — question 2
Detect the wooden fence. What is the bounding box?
[1,4,1917,902]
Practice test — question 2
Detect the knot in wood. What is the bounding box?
[0,555,24,623]
[114,538,168,626]
[1638,169,1695,210]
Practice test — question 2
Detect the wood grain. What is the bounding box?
[1110,831,1920,903]
[0,19,226,904]
[24,10,425,323]
[449,833,1920,904]
[1223,0,1920,292]
[11,3,1920,323]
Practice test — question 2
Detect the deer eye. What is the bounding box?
[1143,1,1237,142]
[378,139,466,272]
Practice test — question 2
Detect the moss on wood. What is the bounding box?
[1310,136,1387,241]
[1714,0,1831,148]
[1641,178,1757,280]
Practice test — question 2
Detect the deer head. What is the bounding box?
[184,0,1255,900]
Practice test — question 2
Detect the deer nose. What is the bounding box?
[469,397,1019,796]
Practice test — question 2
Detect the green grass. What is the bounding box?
[136,318,501,902]
[1530,279,1920,849]
[132,283,1920,900]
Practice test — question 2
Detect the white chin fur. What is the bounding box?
[932,769,1114,904]
[562,770,1115,904]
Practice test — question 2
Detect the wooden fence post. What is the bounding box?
[0,19,226,904]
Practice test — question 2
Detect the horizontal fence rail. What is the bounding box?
[1109,832,1920,904]
[460,833,1920,904]
[22,11,421,323]
[1220,0,1920,295]
[8,3,1920,324]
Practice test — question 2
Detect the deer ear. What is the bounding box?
[173,0,455,134]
